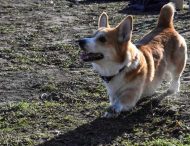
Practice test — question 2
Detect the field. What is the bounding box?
[0,0,190,145]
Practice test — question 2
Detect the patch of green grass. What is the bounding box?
[16,65,34,71]
[47,26,61,33]
[0,101,75,145]
[119,135,190,146]
[30,54,46,64]
[0,48,13,53]
[142,136,190,146]
[14,53,30,64]
[41,82,58,92]
[0,25,16,34]
[44,101,61,107]
[29,46,44,51]
[61,57,73,68]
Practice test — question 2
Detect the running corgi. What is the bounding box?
[78,3,187,118]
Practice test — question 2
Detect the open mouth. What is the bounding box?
[80,52,104,62]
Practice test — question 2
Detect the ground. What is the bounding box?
[0,0,190,145]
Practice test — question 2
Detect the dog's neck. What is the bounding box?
[92,45,140,83]
[99,65,126,83]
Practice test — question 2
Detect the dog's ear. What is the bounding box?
[98,12,109,28]
[117,15,133,42]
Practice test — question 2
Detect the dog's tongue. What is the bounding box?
[80,52,89,61]
[80,52,104,62]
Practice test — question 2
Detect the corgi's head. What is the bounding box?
[78,12,135,75]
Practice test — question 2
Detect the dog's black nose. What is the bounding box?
[77,39,86,50]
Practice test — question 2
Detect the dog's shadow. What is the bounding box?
[39,92,170,146]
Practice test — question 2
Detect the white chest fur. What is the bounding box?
[92,47,140,103]
[104,71,127,99]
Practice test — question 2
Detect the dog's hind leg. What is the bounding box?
[168,75,181,94]
[167,45,187,94]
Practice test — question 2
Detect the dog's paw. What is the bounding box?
[103,105,121,118]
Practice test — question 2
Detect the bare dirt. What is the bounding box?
[0,0,190,145]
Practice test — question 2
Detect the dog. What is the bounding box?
[78,3,187,118]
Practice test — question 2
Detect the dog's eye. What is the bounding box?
[98,36,106,43]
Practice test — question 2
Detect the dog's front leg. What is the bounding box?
[103,88,142,118]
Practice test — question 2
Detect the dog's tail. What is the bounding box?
[157,3,175,28]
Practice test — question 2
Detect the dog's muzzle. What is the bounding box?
[77,39,104,62]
